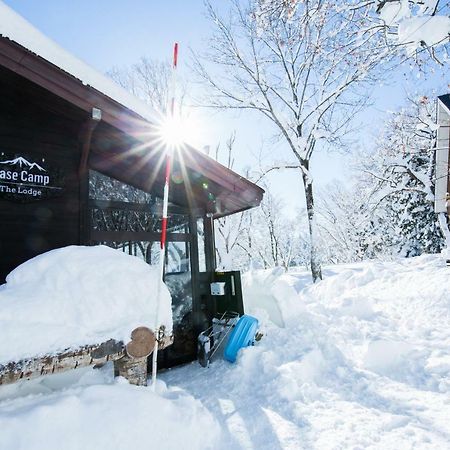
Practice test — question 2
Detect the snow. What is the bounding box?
[398,16,450,54]
[0,366,219,450]
[242,267,304,327]
[0,1,160,124]
[0,245,172,364]
[379,0,410,26]
[162,254,450,448]
[1,254,450,449]
[378,0,450,55]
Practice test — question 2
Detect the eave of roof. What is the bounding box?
[0,1,159,124]
[438,94,450,114]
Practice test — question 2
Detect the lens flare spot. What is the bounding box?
[172,171,184,184]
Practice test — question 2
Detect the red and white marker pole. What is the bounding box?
[152,43,178,391]
[160,43,178,252]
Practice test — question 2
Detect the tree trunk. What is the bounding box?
[301,161,323,283]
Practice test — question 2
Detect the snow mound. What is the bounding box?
[162,254,450,449]
[0,245,172,364]
[242,268,305,327]
[364,339,416,371]
[0,366,220,450]
[244,255,450,390]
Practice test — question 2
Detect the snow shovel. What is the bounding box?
[223,315,259,363]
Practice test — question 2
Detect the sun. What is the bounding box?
[158,109,203,149]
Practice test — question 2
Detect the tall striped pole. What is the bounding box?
[151,42,178,391]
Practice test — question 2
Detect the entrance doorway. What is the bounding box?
[88,170,200,366]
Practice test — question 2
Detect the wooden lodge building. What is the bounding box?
[0,5,264,367]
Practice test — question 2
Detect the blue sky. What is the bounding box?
[3,0,209,69]
[3,0,448,215]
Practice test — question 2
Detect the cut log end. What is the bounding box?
[125,326,156,359]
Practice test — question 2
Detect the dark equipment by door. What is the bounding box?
[210,271,244,316]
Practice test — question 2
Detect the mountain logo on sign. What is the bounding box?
[0,156,46,172]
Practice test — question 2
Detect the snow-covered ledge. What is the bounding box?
[0,331,173,387]
[0,246,173,386]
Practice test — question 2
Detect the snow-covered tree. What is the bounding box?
[376,0,450,64]
[316,94,446,263]
[358,95,445,256]
[216,181,310,271]
[316,181,393,263]
[194,0,402,281]
[261,1,450,61]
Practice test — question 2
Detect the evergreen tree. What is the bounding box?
[360,95,444,256]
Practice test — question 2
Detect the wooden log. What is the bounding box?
[114,327,155,386]
[0,330,173,387]
[114,355,148,386]
[0,339,124,386]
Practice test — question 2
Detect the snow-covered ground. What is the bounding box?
[162,255,450,449]
[1,254,449,449]
[0,368,219,450]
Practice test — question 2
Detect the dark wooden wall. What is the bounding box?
[0,67,85,283]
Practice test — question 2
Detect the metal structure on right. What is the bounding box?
[435,95,450,214]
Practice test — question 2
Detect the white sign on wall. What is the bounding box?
[0,153,65,202]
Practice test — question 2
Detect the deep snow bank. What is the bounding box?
[161,254,449,449]
[0,366,220,450]
[0,246,172,364]
[1,254,449,450]
[242,267,302,327]
[243,255,450,392]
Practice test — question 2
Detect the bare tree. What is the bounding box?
[213,133,252,269]
[253,189,309,270]
[108,57,186,114]
[214,134,309,271]
[193,0,401,281]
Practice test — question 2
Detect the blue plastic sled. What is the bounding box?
[223,315,259,363]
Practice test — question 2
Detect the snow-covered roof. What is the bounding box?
[0,1,159,124]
